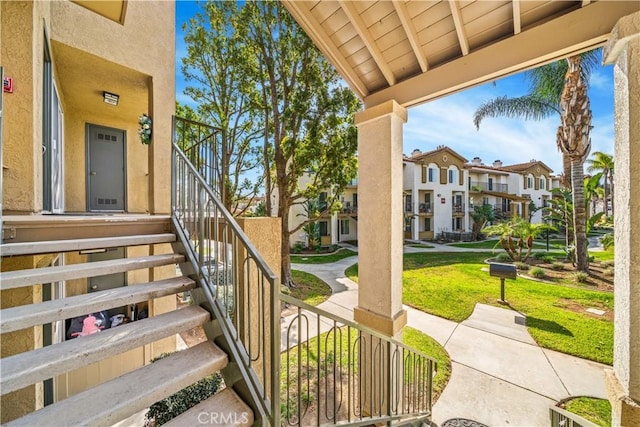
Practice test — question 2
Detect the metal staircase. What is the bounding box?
[0,116,437,426]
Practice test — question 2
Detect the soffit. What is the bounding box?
[71,0,127,24]
[51,41,148,122]
[282,0,638,109]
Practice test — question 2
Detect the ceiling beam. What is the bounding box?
[513,0,521,35]
[363,0,637,109]
[281,1,369,99]
[392,0,428,72]
[448,0,470,55]
[339,0,396,86]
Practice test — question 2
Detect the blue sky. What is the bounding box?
[175,1,614,176]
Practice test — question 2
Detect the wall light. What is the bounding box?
[103,91,119,106]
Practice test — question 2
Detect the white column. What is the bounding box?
[603,11,640,427]
[412,187,420,241]
[353,100,407,337]
[331,213,338,245]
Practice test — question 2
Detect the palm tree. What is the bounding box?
[587,151,614,217]
[473,52,600,272]
[484,217,555,262]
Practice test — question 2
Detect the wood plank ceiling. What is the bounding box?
[282,0,639,109]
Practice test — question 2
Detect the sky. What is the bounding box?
[175,1,615,176]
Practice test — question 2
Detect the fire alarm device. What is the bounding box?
[3,77,13,93]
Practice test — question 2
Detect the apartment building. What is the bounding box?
[403,146,469,240]
[467,158,555,224]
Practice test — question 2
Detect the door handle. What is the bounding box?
[90,171,97,176]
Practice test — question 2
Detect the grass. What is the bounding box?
[289,270,332,306]
[563,397,612,427]
[447,240,500,249]
[590,248,615,262]
[406,243,435,248]
[290,249,357,264]
[346,252,613,364]
[402,327,451,401]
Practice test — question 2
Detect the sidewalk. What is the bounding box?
[291,257,610,427]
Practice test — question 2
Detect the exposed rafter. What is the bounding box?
[448,0,469,56]
[513,0,521,35]
[339,0,396,86]
[392,0,428,72]
[281,1,369,98]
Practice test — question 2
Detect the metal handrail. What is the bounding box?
[171,118,280,424]
[280,293,436,425]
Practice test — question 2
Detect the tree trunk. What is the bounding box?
[603,170,609,218]
[572,159,589,272]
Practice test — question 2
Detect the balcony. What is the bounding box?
[452,203,465,215]
[419,203,433,214]
[469,181,509,193]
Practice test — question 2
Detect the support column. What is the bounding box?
[603,11,640,427]
[353,100,407,337]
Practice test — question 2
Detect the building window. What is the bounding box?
[540,177,546,189]
[340,220,350,235]
[527,177,534,188]
[319,221,328,236]
[448,169,456,184]
[424,218,431,231]
[428,168,435,182]
[482,197,489,205]
[404,194,412,212]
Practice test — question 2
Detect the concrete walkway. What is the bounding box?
[291,255,610,427]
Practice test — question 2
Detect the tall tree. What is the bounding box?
[473,51,600,272]
[587,151,614,217]
[181,1,263,214]
[243,1,359,286]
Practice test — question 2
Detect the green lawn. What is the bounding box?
[591,248,615,262]
[346,252,613,364]
[563,397,612,427]
[289,270,332,306]
[448,239,566,250]
[403,327,451,402]
[290,248,357,264]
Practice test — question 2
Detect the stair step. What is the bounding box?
[0,276,195,334]
[0,253,184,290]
[164,389,254,427]
[6,341,228,427]
[0,233,176,257]
[0,305,210,395]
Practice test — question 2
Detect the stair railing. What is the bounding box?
[171,117,280,425]
[280,294,436,426]
[172,115,436,426]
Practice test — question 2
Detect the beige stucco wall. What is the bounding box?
[1,0,174,214]
[0,1,50,212]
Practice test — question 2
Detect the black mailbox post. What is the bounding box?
[489,262,517,304]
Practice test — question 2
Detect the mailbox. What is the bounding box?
[489,262,517,303]
[489,262,517,279]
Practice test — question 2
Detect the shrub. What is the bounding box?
[495,253,512,262]
[552,262,565,271]
[292,242,304,254]
[514,262,529,271]
[601,260,615,268]
[574,271,590,283]
[603,267,614,277]
[145,353,223,426]
[530,267,545,279]
[532,252,548,260]
[542,255,556,264]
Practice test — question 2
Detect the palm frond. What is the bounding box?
[473,95,558,130]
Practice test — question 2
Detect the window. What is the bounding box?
[482,197,489,205]
[352,194,357,208]
[428,168,435,182]
[424,218,431,231]
[319,192,328,210]
[488,178,493,191]
[340,220,350,235]
[404,194,412,212]
[448,169,456,184]
[527,177,534,188]
[319,221,328,237]
[540,177,546,189]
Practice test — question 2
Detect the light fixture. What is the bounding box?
[103,91,119,106]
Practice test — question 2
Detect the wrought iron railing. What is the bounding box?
[469,181,509,193]
[549,406,599,427]
[171,129,280,424]
[280,294,436,426]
